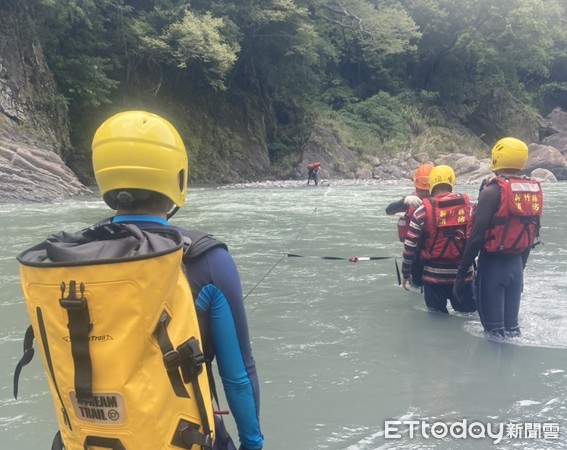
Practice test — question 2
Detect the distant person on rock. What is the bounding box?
[386,163,433,287]
[453,137,543,338]
[307,162,321,185]
[401,165,477,314]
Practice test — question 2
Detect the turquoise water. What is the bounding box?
[1,183,566,449]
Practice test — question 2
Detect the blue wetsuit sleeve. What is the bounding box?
[193,248,263,450]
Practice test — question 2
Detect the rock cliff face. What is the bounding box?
[0,123,91,202]
[0,3,90,203]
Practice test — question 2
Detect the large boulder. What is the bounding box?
[467,88,541,146]
[541,132,567,156]
[465,159,492,185]
[540,107,567,138]
[451,155,491,185]
[523,144,567,180]
[434,153,468,168]
[530,168,557,182]
[453,155,481,174]
[452,157,491,185]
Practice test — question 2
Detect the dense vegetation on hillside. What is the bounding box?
[8,0,567,177]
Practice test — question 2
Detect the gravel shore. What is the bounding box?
[219,178,409,189]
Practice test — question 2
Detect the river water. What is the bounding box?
[1,182,566,449]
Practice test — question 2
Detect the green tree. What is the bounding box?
[401,0,567,108]
[311,0,420,96]
[165,11,239,90]
[190,0,326,163]
[123,2,240,91]
[31,0,122,110]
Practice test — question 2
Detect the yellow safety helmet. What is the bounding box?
[92,111,188,209]
[490,137,528,172]
[428,165,455,193]
[413,163,434,190]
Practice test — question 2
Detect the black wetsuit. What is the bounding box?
[307,168,319,185]
[457,183,531,336]
[385,197,406,215]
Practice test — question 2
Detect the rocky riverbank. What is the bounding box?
[0,123,92,202]
[2,105,567,201]
[222,138,565,190]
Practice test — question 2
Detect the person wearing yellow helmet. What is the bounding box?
[453,137,543,339]
[400,165,476,314]
[386,163,434,288]
[92,111,264,450]
[92,110,188,217]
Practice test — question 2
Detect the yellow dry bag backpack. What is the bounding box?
[14,223,214,449]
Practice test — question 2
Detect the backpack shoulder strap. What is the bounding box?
[181,230,228,261]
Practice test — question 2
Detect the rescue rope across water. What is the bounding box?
[243,206,319,301]
[285,253,393,262]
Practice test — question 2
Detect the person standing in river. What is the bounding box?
[386,163,433,288]
[307,162,321,185]
[93,111,264,449]
[453,137,542,338]
[15,111,264,450]
[401,165,477,314]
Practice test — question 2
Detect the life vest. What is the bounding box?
[397,204,418,242]
[396,190,422,242]
[14,223,215,450]
[483,176,542,253]
[420,193,473,262]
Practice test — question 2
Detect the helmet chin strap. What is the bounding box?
[167,205,180,220]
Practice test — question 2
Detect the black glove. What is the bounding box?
[452,276,466,302]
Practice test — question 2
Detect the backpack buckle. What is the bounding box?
[163,349,181,371]
[177,338,205,382]
[59,281,87,309]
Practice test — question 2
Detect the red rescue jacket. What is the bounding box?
[396,191,420,242]
[420,193,473,262]
[483,176,542,253]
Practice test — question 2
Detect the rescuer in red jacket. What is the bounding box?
[401,165,476,314]
[453,137,542,338]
